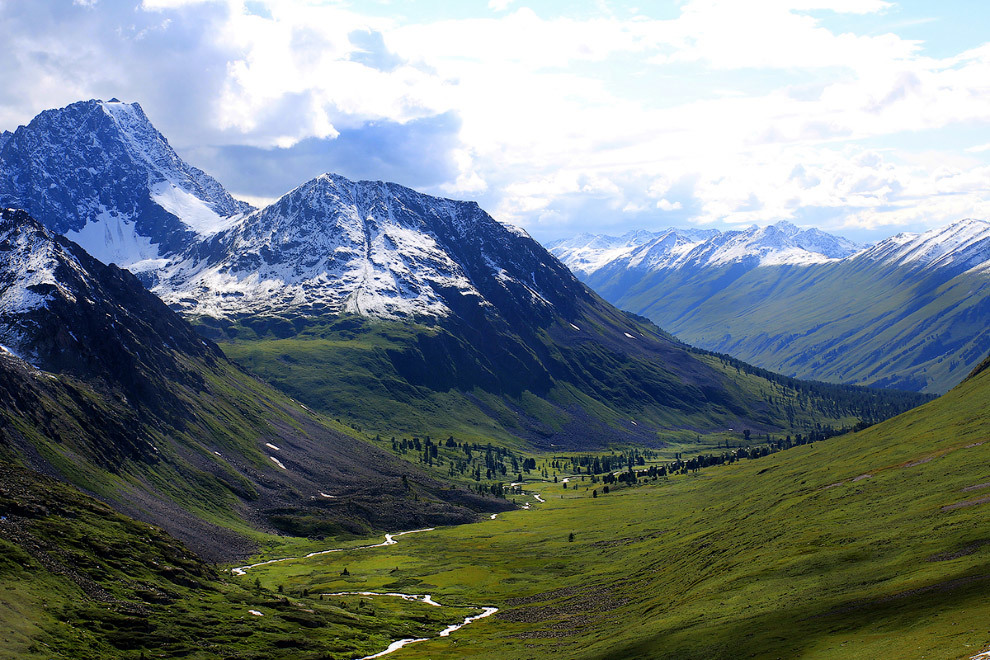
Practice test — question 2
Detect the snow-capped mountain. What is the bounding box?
[0,99,252,273]
[548,221,861,277]
[860,218,990,274]
[0,207,220,386]
[554,219,990,394]
[0,207,501,557]
[157,172,567,322]
[547,228,718,276]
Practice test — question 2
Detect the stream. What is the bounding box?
[230,489,544,658]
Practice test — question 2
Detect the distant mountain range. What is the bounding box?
[0,99,925,454]
[548,221,990,393]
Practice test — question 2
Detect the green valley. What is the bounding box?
[230,351,990,659]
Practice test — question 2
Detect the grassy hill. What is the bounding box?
[202,309,928,453]
[0,463,479,660]
[238,352,990,659]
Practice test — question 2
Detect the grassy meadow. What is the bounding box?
[235,362,990,659]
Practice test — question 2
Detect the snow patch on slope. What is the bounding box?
[863,218,990,271]
[63,210,163,270]
[151,182,245,236]
[155,173,502,320]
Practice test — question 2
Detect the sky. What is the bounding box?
[3,1,990,243]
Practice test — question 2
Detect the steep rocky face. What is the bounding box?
[0,99,251,272]
[0,208,222,411]
[159,173,578,324]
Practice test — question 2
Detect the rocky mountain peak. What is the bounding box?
[156,171,575,323]
[0,99,252,272]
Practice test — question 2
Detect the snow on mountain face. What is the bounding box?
[546,230,662,276]
[549,221,861,276]
[157,173,571,321]
[0,207,222,380]
[0,208,103,363]
[859,218,990,273]
[0,99,251,269]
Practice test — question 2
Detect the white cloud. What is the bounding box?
[2,0,990,240]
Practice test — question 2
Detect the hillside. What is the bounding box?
[0,209,501,560]
[238,350,990,659]
[0,464,480,660]
[552,220,990,393]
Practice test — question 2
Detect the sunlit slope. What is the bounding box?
[215,311,927,451]
[589,256,990,394]
[0,464,474,660]
[246,353,990,659]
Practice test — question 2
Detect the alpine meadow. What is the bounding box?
[1,3,989,660]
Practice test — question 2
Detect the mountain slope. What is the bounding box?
[149,175,926,449]
[235,352,990,660]
[552,220,990,393]
[0,100,927,447]
[0,99,252,273]
[0,463,479,660]
[0,208,501,560]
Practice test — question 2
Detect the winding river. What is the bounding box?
[230,490,543,658]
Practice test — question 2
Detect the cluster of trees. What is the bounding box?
[591,426,852,491]
[381,434,529,498]
[385,435,521,480]
[698,348,932,424]
[552,449,658,476]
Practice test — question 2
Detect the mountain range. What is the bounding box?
[549,220,990,393]
[0,207,501,560]
[1,98,987,659]
[1,99,926,453]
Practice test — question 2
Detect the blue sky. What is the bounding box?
[3,0,990,244]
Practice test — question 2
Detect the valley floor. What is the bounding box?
[237,366,990,659]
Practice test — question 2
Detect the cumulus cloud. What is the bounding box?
[1,0,989,241]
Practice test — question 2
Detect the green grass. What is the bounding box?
[590,259,990,394]
[0,466,480,660]
[234,361,990,659]
[212,313,926,455]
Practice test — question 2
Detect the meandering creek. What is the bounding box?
[230,491,542,658]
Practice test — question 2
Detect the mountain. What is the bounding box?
[550,220,990,394]
[0,208,502,560]
[0,100,926,447]
[0,99,252,274]
[547,221,860,276]
[146,174,925,448]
